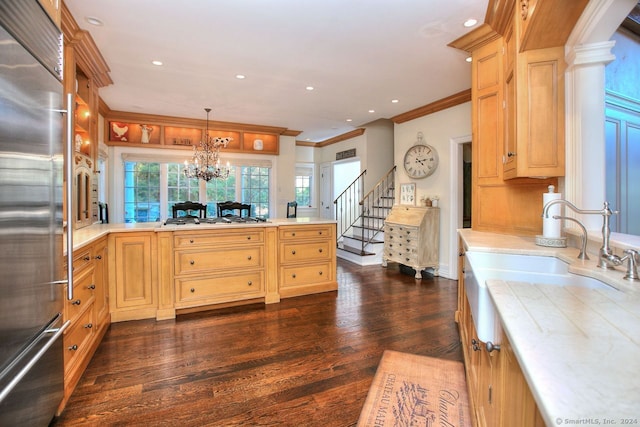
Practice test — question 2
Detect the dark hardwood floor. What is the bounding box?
[53,260,462,427]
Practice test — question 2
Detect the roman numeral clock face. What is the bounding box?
[403,144,439,179]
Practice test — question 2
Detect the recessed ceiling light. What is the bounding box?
[463,18,478,28]
[346,119,353,122]
[236,74,246,79]
[85,16,103,26]
[368,109,375,113]
[151,60,163,66]
[391,99,399,103]
[306,86,314,91]
[465,56,472,63]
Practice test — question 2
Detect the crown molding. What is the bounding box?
[391,89,471,124]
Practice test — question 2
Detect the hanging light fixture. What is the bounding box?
[183,108,231,181]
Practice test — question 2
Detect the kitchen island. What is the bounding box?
[458,229,640,426]
[70,218,337,322]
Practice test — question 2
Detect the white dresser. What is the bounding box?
[382,206,439,278]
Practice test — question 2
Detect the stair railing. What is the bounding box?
[334,170,366,246]
[357,165,396,254]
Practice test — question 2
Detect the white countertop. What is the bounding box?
[459,229,640,427]
[71,218,336,251]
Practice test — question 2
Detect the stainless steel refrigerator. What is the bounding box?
[0,1,71,425]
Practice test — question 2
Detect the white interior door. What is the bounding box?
[319,163,332,219]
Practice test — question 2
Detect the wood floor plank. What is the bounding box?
[53,260,462,426]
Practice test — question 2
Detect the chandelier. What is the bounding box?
[183,108,232,181]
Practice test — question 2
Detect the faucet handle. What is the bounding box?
[622,249,639,281]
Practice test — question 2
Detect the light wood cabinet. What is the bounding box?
[382,206,439,278]
[278,224,337,298]
[108,232,158,322]
[59,236,110,414]
[62,4,112,230]
[457,240,543,427]
[38,0,60,27]
[450,20,557,236]
[503,4,565,180]
[173,229,267,309]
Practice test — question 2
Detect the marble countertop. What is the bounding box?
[71,218,336,251]
[459,229,640,426]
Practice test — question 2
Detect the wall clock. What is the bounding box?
[403,140,439,179]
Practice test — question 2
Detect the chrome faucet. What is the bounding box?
[542,200,621,269]
[553,215,589,260]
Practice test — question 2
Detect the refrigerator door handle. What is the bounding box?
[0,317,71,404]
[65,92,74,300]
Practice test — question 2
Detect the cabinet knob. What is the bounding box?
[247,281,253,286]
[88,284,96,290]
[507,151,516,158]
[247,255,252,260]
[83,256,90,261]
[94,255,102,260]
[189,239,194,244]
[68,345,78,351]
[485,341,501,353]
[247,236,251,240]
[190,260,195,265]
[318,231,322,235]
[318,248,322,253]
[72,299,81,305]
[84,323,93,329]
[292,273,296,278]
[190,288,195,293]
[291,250,296,255]
[318,271,323,276]
[471,339,481,352]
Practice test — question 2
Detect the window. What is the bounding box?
[241,166,270,217]
[205,167,237,217]
[122,160,270,222]
[295,164,314,207]
[124,161,161,223]
[167,163,199,218]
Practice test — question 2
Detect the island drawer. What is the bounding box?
[279,241,332,263]
[176,271,264,304]
[280,261,333,288]
[175,246,263,275]
[174,229,264,247]
[279,225,333,241]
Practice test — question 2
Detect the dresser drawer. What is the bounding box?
[280,261,333,288]
[385,248,418,264]
[175,246,263,275]
[279,225,333,241]
[65,267,95,322]
[176,271,264,304]
[174,229,264,248]
[63,307,94,370]
[280,240,331,263]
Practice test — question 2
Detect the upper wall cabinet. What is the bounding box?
[62,4,113,229]
[502,12,566,180]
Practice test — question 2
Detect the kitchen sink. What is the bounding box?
[464,251,613,344]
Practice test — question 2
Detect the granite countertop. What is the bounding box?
[71,218,336,251]
[459,229,640,426]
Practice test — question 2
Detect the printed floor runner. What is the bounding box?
[358,350,471,426]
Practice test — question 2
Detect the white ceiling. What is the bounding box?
[64,0,487,142]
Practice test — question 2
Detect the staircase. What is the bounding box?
[335,166,396,265]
